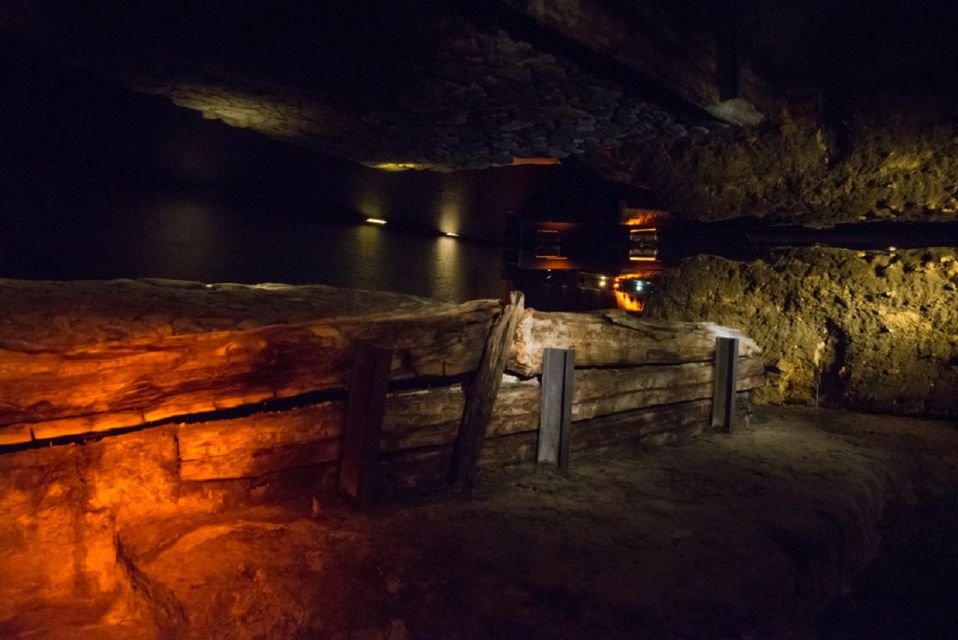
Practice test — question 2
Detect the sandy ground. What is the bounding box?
[24,406,958,639]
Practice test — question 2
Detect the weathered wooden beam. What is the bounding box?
[0,299,499,443]
[379,385,464,452]
[449,292,525,493]
[509,308,761,376]
[537,348,575,469]
[572,356,764,422]
[339,341,392,503]
[175,358,763,481]
[177,404,344,482]
[711,337,740,432]
[570,399,713,454]
[379,399,714,496]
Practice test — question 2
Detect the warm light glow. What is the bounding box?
[621,208,664,226]
[629,227,657,234]
[614,290,646,312]
[511,157,562,166]
[365,218,387,225]
[369,162,428,172]
[443,231,460,238]
[629,256,658,262]
[534,255,568,260]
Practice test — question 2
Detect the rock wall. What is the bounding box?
[587,93,958,224]
[648,248,958,416]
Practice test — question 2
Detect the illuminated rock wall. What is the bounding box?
[648,248,958,415]
[586,93,958,225]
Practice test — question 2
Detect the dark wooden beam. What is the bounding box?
[449,291,525,493]
[339,341,392,504]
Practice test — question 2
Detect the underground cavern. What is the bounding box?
[1,1,957,638]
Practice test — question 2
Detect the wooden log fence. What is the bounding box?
[0,280,766,498]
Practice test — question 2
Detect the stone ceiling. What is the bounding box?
[1,0,957,224]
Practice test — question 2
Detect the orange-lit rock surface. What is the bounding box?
[3,407,957,638]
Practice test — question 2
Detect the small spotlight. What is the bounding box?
[366,218,387,225]
[443,231,460,238]
[888,246,897,252]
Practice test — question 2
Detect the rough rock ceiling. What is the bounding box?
[1,0,957,224]
[0,0,719,172]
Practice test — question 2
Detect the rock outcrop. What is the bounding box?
[648,247,958,415]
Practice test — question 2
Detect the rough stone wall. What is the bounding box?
[647,248,958,416]
[586,93,958,224]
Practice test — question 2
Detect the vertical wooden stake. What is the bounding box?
[339,340,392,504]
[711,337,739,432]
[537,348,575,470]
[449,291,525,494]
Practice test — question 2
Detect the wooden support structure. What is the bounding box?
[711,337,740,432]
[537,348,575,469]
[448,291,525,493]
[339,340,392,503]
[509,309,761,376]
[0,299,497,444]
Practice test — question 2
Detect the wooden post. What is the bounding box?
[339,340,392,504]
[711,337,739,432]
[537,348,575,469]
[449,291,525,494]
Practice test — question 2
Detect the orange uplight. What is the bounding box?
[629,256,658,262]
[614,290,645,312]
[512,157,561,166]
[621,208,663,226]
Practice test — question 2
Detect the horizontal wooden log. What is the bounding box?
[0,300,499,443]
[0,278,448,350]
[178,385,458,481]
[570,399,713,454]
[572,357,765,422]
[377,431,538,497]
[377,400,713,495]
[178,358,765,481]
[177,404,344,481]
[379,385,464,452]
[508,309,761,376]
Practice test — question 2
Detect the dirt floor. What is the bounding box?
[18,406,958,640]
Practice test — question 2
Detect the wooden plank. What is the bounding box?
[0,299,498,442]
[572,357,764,422]
[571,399,713,454]
[177,403,344,481]
[379,385,464,452]
[711,337,740,432]
[177,384,463,482]
[509,309,761,376]
[339,341,392,503]
[449,292,525,493]
[537,348,575,469]
[487,379,540,437]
